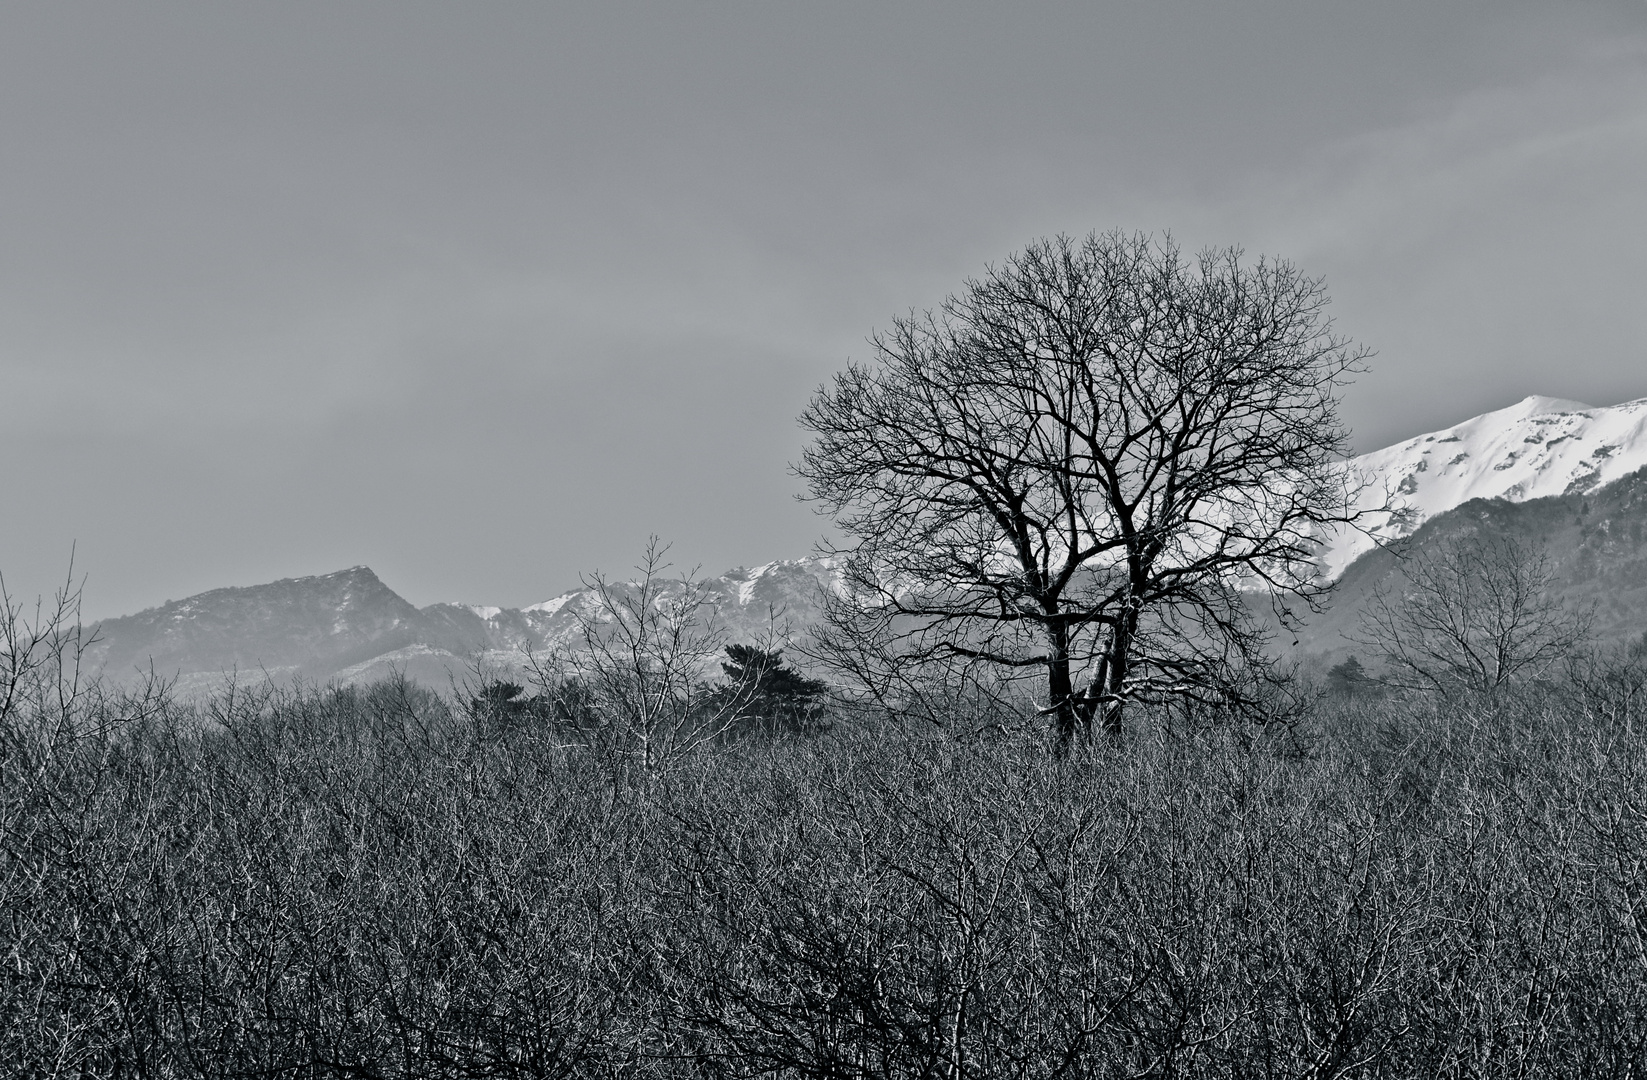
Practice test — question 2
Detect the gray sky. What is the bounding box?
[3,1,1645,619]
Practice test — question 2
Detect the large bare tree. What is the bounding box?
[799,231,1366,747]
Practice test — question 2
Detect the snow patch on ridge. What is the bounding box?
[522,592,580,616]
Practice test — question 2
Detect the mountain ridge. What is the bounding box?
[81,394,1647,692]
[1317,394,1647,579]
[85,559,841,695]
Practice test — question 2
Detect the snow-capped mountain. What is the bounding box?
[87,559,841,695]
[82,394,1647,692]
[338,558,841,687]
[1315,395,1647,580]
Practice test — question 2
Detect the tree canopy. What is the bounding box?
[799,231,1366,746]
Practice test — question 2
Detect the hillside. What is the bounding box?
[334,558,838,688]
[1289,464,1647,663]
[82,567,455,693]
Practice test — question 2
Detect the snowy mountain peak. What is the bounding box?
[521,591,581,616]
[1502,394,1593,418]
[1316,394,1647,579]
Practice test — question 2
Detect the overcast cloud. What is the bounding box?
[2,1,1644,618]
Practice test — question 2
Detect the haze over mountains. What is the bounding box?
[84,395,1647,692]
[83,559,839,698]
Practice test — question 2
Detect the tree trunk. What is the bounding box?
[1049,622,1108,756]
[1100,608,1138,740]
[1047,623,1083,756]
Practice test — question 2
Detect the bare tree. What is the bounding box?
[1,561,95,733]
[1353,532,1592,699]
[1,557,167,754]
[525,538,751,772]
[799,231,1366,748]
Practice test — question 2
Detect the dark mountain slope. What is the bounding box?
[1291,465,1647,660]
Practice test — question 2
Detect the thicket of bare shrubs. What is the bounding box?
[7,573,1647,1076]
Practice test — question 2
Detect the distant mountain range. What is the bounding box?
[84,395,1647,693]
[85,560,839,697]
